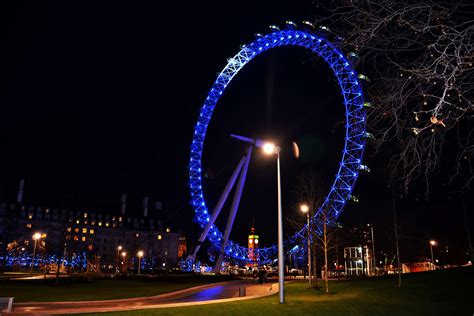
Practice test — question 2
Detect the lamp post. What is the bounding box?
[368,223,376,276]
[429,240,437,270]
[30,232,42,275]
[262,142,284,304]
[300,204,311,287]
[121,251,127,273]
[116,245,122,274]
[137,251,144,275]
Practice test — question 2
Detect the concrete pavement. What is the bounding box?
[10,280,278,315]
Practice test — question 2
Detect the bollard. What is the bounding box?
[239,286,246,297]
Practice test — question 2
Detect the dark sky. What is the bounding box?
[1,1,472,262]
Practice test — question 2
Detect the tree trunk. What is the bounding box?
[312,241,317,288]
[324,219,329,293]
[392,198,402,288]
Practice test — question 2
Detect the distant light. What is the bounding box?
[300,204,309,213]
[137,250,144,258]
[33,232,42,240]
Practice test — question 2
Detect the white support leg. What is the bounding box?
[187,153,248,263]
[213,146,253,273]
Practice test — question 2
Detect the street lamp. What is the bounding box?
[300,204,311,287]
[30,232,42,275]
[137,251,144,275]
[121,251,127,272]
[262,142,284,304]
[116,245,122,273]
[429,240,437,270]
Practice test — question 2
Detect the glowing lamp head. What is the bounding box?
[33,232,42,241]
[121,251,127,258]
[254,239,259,245]
[249,238,253,244]
[117,245,123,251]
[300,204,309,213]
[137,250,144,258]
[262,142,276,155]
[430,240,437,246]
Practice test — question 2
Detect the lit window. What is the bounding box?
[26,223,32,228]
[98,222,102,226]
[28,214,33,220]
[74,236,79,241]
[84,220,88,225]
[255,239,259,245]
[91,221,96,226]
[136,233,139,238]
[112,216,116,221]
[74,228,79,233]
[45,208,49,213]
[82,236,86,242]
[119,217,123,222]
[105,222,109,227]
[165,251,168,255]
[90,229,94,235]
[166,228,170,233]
[249,239,253,244]
[76,220,80,224]
[84,213,88,218]
[88,244,93,251]
[157,235,162,240]
[67,227,72,232]
[82,228,87,234]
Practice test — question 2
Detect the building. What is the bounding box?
[0,200,185,271]
[344,245,373,276]
[247,224,259,266]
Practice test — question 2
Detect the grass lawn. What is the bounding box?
[86,267,473,316]
[0,274,230,302]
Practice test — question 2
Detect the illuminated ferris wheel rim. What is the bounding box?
[189,25,367,263]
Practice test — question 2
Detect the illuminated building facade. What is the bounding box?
[0,201,185,270]
[344,245,373,276]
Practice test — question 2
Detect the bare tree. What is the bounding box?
[291,171,326,288]
[314,207,340,293]
[315,0,473,194]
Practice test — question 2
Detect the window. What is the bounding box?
[28,214,33,220]
[119,217,123,222]
[166,228,170,233]
[105,222,109,227]
[84,213,88,218]
[82,228,87,234]
[81,236,86,242]
[74,235,79,241]
[98,222,102,226]
[76,220,80,224]
[157,235,162,240]
[67,227,72,232]
[90,229,94,235]
[26,223,32,228]
[88,244,93,251]
[74,228,79,233]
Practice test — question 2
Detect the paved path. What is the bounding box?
[10,280,278,315]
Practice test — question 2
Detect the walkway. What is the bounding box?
[10,280,278,315]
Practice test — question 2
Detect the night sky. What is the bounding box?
[2,1,472,262]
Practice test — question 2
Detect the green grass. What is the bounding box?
[0,275,230,302]
[85,267,474,316]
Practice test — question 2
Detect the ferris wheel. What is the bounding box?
[186,21,369,272]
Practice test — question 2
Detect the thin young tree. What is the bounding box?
[293,171,326,288]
